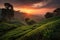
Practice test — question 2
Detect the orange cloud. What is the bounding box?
[14,6,55,15]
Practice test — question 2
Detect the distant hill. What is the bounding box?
[0,16,60,40]
[14,11,27,25]
[14,11,44,23]
[18,16,60,40]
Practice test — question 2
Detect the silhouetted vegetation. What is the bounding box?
[25,18,36,25]
[0,3,14,22]
[54,8,60,16]
[45,12,53,18]
[45,8,60,18]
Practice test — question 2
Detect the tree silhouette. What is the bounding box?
[53,8,60,16]
[54,8,60,12]
[1,3,14,21]
[4,3,14,19]
[4,3,13,10]
[45,12,53,18]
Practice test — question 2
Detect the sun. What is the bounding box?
[14,7,35,14]
[20,8,34,14]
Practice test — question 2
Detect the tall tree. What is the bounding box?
[1,3,14,21]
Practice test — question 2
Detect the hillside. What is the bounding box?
[0,16,60,40]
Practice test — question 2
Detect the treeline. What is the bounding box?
[45,8,60,18]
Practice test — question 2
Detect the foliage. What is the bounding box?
[45,8,60,18]
[45,12,53,18]
[0,16,60,40]
[18,18,60,40]
[25,18,36,25]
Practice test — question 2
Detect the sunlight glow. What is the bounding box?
[14,7,55,15]
[20,8,35,14]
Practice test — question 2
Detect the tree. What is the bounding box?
[4,3,14,19]
[25,18,36,25]
[45,12,53,18]
[53,8,60,16]
[1,3,14,21]
[4,3,13,10]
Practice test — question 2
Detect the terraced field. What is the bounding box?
[0,16,60,40]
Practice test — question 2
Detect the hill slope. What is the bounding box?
[0,16,60,40]
[18,19,60,40]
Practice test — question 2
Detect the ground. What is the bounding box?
[0,16,60,40]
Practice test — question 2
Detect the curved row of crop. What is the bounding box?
[17,19,60,40]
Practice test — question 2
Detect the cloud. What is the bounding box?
[41,0,60,8]
[0,0,43,5]
[10,0,43,4]
[0,0,45,8]
[0,0,60,8]
[31,0,60,8]
[31,0,51,8]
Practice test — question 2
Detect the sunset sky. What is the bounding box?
[0,0,60,15]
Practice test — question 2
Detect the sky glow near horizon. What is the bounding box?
[0,0,60,15]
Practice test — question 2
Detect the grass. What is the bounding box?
[18,19,60,40]
[0,16,60,40]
